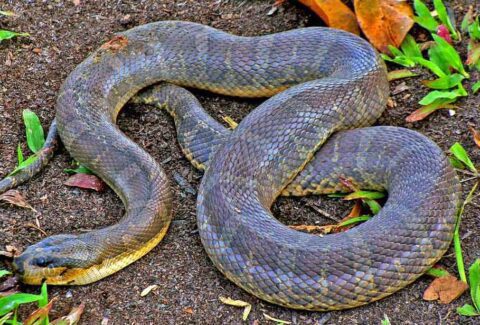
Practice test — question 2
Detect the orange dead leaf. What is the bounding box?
[24,297,57,325]
[101,35,128,52]
[183,307,194,314]
[423,276,468,304]
[469,126,480,149]
[0,190,36,212]
[298,0,360,35]
[51,303,85,325]
[354,0,414,53]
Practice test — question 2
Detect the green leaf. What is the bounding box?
[327,193,347,198]
[400,35,422,58]
[469,259,480,311]
[469,17,480,41]
[422,74,464,89]
[338,215,372,227]
[0,30,29,42]
[426,267,450,278]
[16,144,24,165]
[431,34,469,77]
[449,142,477,174]
[461,8,474,32]
[38,283,48,308]
[413,0,439,32]
[419,89,463,105]
[433,0,459,40]
[64,165,93,175]
[0,270,11,278]
[473,81,480,94]
[412,57,446,77]
[457,304,480,316]
[0,293,42,316]
[343,190,385,201]
[387,69,418,81]
[449,156,465,169]
[381,314,391,325]
[381,54,415,68]
[365,199,381,215]
[22,109,45,153]
[8,154,39,177]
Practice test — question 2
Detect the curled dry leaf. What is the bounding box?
[423,275,468,304]
[64,174,105,192]
[0,189,36,212]
[183,307,194,314]
[468,126,480,149]
[24,297,57,325]
[51,302,85,325]
[219,296,252,321]
[298,0,359,35]
[289,224,334,235]
[354,0,414,54]
[140,284,158,297]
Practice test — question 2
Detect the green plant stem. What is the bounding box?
[455,181,479,283]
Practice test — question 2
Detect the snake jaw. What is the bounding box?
[13,234,98,285]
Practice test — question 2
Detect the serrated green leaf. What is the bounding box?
[16,144,24,165]
[473,81,480,94]
[412,57,446,77]
[469,259,480,311]
[422,74,464,89]
[338,215,372,227]
[401,35,423,58]
[343,190,385,201]
[433,0,459,40]
[22,109,45,153]
[457,304,480,316]
[449,142,477,174]
[0,30,29,42]
[0,293,42,316]
[413,0,439,32]
[431,34,469,77]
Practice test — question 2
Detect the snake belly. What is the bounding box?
[11,21,460,311]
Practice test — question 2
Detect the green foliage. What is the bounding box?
[433,0,459,40]
[337,215,372,227]
[8,110,45,177]
[64,164,93,175]
[0,30,29,43]
[22,109,45,153]
[413,0,438,32]
[457,259,480,317]
[343,190,385,201]
[450,142,477,174]
[426,267,450,278]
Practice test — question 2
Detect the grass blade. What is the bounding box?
[22,109,45,153]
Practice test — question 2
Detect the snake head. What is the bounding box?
[13,234,99,285]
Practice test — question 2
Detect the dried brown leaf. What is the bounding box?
[423,276,468,304]
[51,302,85,325]
[298,0,360,35]
[468,126,480,149]
[64,174,105,192]
[354,0,414,53]
[0,190,36,212]
[24,297,57,325]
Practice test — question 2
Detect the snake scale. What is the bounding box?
[4,21,460,311]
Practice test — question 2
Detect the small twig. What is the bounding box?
[25,222,47,236]
[306,203,341,222]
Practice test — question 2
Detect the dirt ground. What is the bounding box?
[0,1,479,324]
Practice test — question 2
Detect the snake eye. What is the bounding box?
[33,257,50,267]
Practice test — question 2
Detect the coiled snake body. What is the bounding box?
[8,21,460,310]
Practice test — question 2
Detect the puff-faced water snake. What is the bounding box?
[6,21,460,311]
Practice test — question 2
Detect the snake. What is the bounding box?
[3,21,460,311]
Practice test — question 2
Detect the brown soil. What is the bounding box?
[0,1,479,324]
